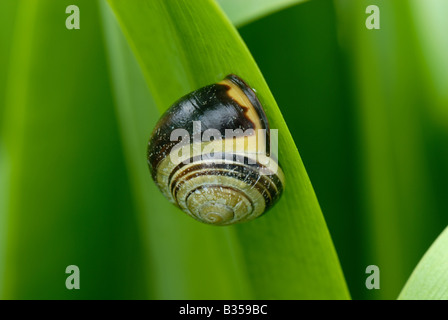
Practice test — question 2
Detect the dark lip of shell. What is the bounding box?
[225,74,270,136]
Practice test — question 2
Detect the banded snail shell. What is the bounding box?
[147,74,284,226]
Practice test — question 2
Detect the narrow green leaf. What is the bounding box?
[217,0,308,27]
[410,0,448,123]
[2,0,146,299]
[399,226,448,300]
[107,0,349,298]
[0,0,19,297]
[0,142,9,294]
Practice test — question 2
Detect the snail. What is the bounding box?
[147,74,284,226]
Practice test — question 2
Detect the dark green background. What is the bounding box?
[1,0,447,299]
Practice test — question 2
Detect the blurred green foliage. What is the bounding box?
[1,0,146,299]
[240,0,447,299]
[0,1,18,116]
[217,0,307,27]
[399,226,448,300]
[239,0,364,298]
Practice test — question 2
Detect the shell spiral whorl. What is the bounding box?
[147,74,284,226]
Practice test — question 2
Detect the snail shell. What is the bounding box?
[147,74,284,225]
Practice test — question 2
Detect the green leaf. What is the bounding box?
[0,142,9,294]
[217,0,308,27]
[99,0,252,299]
[410,0,448,121]
[106,0,349,299]
[1,0,146,299]
[399,226,448,300]
[0,1,18,117]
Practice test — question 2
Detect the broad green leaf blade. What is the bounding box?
[399,226,448,300]
[217,0,308,27]
[2,0,146,299]
[99,0,252,299]
[107,0,349,299]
